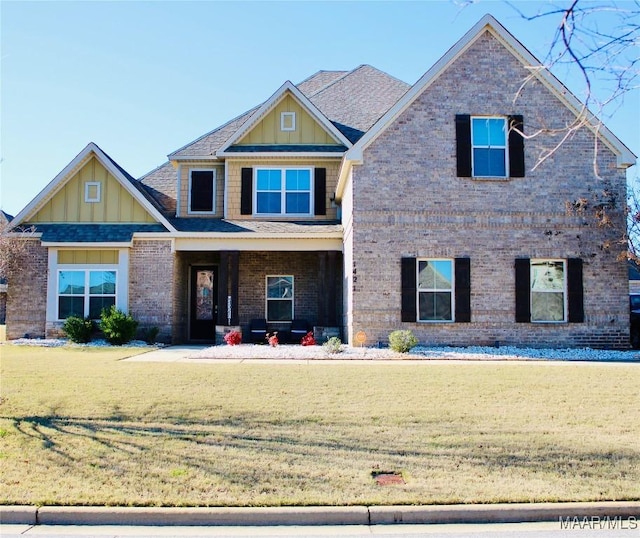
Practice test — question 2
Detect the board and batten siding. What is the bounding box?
[237,95,339,146]
[28,157,156,224]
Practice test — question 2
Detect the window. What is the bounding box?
[84,182,101,203]
[189,170,216,213]
[402,257,471,323]
[255,168,312,216]
[515,258,583,323]
[266,275,293,321]
[530,259,566,322]
[281,112,296,132]
[471,117,507,177]
[58,270,116,320]
[418,259,454,321]
[455,115,524,179]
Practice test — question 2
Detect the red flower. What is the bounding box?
[300,331,316,346]
[223,330,242,346]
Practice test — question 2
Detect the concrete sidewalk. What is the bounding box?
[2,501,639,526]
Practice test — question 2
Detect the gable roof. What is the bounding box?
[166,65,410,160]
[343,14,636,169]
[216,81,353,156]
[10,142,176,232]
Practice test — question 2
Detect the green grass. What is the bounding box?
[1,345,639,507]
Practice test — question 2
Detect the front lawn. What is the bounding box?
[1,345,638,506]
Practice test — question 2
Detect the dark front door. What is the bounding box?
[190,266,218,341]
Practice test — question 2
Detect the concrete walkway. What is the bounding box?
[2,501,639,526]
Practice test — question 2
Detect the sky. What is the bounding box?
[1,0,638,216]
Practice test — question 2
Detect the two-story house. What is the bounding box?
[5,15,636,348]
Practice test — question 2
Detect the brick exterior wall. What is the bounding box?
[346,31,629,349]
[129,239,176,343]
[6,240,48,339]
[237,251,341,339]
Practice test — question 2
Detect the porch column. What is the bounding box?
[217,251,229,325]
[327,251,338,326]
[229,251,239,325]
[317,252,328,326]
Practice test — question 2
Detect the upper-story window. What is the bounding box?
[455,114,524,179]
[189,170,216,214]
[280,112,296,132]
[255,167,312,216]
[471,117,507,177]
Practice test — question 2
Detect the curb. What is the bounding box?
[2,502,639,527]
[35,506,369,526]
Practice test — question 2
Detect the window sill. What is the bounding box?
[471,176,510,182]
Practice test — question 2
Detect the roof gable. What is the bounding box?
[345,14,636,168]
[11,143,175,231]
[217,81,352,156]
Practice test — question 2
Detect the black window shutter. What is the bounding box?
[515,258,531,323]
[314,168,326,216]
[508,115,525,178]
[454,257,471,322]
[455,114,472,177]
[401,257,417,322]
[240,168,252,215]
[567,258,584,323]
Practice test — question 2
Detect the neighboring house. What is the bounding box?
[0,210,13,325]
[5,15,636,348]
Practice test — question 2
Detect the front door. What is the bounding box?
[190,266,218,341]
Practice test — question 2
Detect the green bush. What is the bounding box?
[141,326,160,345]
[62,315,94,344]
[100,306,139,345]
[323,336,342,354]
[388,330,418,353]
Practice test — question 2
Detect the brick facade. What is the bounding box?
[6,240,48,339]
[237,251,342,339]
[129,239,176,343]
[345,32,629,349]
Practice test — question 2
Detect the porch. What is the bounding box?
[174,250,342,344]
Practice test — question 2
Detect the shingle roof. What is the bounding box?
[167,107,259,159]
[170,218,341,234]
[296,70,349,95]
[137,161,178,216]
[166,65,409,159]
[307,65,411,143]
[35,223,167,243]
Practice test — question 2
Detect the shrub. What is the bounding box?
[388,329,418,353]
[62,315,94,344]
[267,332,279,347]
[224,330,242,346]
[100,306,138,346]
[141,326,160,345]
[300,331,316,346]
[323,336,342,354]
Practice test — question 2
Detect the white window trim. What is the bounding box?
[530,258,568,323]
[253,166,314,217]
[471,116,509,178]
[84,182,101,203]
[416,258,455,323]
[280,112,296,132]
[265,275,294,322]
[46,249,129,324]
[56,268,118,320]
[188,169,217,215]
